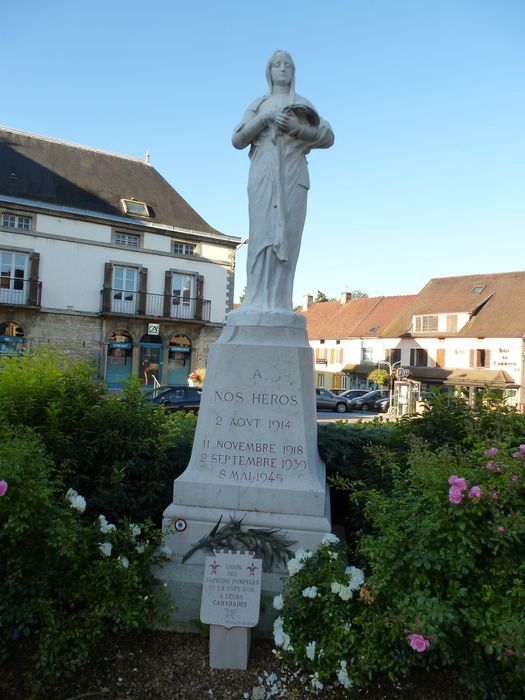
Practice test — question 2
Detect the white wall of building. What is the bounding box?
[1,213,232,323]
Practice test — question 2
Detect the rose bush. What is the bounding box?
[353,439,525,698]
[273,437,524,698]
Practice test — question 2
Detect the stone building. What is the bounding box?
[0,126,240,387]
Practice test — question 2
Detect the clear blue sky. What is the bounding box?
[3,0,524,305]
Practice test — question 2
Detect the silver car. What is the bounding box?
[315,388,350,413]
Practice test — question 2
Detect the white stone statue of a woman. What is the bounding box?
[231,50,334,316]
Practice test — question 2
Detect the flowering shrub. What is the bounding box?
[189,367,206,383]
[272,535,367,693]
[272,438,525,698]
[0,424,172,687]
[355,439,525,698]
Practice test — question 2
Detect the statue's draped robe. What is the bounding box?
[235,94,334,312]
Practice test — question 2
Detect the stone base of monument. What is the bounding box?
[209,626,251,669]
[160,500,331,633]
[158,313,332,635]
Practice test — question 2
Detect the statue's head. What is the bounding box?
[266,50,295,94]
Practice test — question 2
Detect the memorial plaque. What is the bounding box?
[200,550,262,629]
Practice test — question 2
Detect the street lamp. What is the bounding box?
[232,236,249,271]
[377,359,402,397]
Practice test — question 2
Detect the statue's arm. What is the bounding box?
[274,112,334,150]
[297,119,334,149]
[232,111,266,150]
[232,99,281,150]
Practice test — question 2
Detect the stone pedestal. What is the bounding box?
[159,312,331,633]
[209,626,251,669]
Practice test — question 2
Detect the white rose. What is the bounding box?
[99,541,112,557]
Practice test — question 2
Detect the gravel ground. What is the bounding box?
[3,630,470,700]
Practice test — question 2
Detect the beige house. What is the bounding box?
[0,126,240,387]
[381,272,525,408]
[302,272,525,410]
[301,292,416,391]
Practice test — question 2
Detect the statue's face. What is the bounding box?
[270,53,293,87]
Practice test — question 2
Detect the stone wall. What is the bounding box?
[1,307,224,377]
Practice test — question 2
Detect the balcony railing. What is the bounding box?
[101,288,211,322]
[0,278,41,306]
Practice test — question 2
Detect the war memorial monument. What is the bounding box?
[161,50,335,632]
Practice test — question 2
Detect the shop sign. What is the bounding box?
[0,335,23,343]
[170,344,190,352]
[148,323,160,335]
[109,342,132,349]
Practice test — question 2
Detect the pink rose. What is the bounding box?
[497,526,505,535]
[448,475,467,491]
[511,475,519,482]
[486,461,495,470]
[0,480,8,497]
[484,447,498,457]
[506,648,514,656]
[408,634,430,652]
[448,486,464,504]
[491,492,499,500]
[468,486,483,499]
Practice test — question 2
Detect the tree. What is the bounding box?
[368,368,389,386]
[315,290,335,303]
[348,289,368,299]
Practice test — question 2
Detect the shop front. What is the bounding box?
[167,334,191,385]
[105,330,133,388]
[0,321,25,358]
[139,333,163,388]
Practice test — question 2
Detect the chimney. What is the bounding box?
[340,291,352,304]
[302,294,313,311]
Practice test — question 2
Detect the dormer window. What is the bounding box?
[120,199,151,218]
[471,285,486,294]
[414,315,438,332]
[413,312,468,334]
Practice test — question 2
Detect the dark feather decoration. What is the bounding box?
[181,515,296,571]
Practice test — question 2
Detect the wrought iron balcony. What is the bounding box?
[0,278,41,306]
[101,288,211,322]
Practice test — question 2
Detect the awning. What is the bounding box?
[408,367,518,388]
[405,367,449,382]
[342,363,377,375]
[443,369,518,388]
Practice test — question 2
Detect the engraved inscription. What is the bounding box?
[202,368,308,486]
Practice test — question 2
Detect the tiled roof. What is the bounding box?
[352,295,416,337]
[0,126,223,236]
[302,295,415,340]
[381,271,525,338]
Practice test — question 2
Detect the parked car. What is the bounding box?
[374,395,391,412]
[338,389,371,401]
[143,385,202,413]
[349,389,390,412]
[315,387,350,413]
[374,390,431,413]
